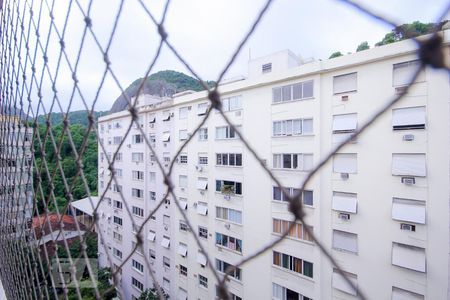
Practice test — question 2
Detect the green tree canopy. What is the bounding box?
[356,41,370,52]
[329,51,343,59]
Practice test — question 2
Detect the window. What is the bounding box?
[162,131,170,142]
[178,242,188,257]
[163,152,170,163]
[149,134,156,144]
[393,60,424,87]
[333,72,357,94]
[113,136,122,145]
[114,169,122,177]
[392,153,426,177]
[273,187,314,206]
[273,119,313,136]
[132,134,143,144]
[180,265,188,276]
[262,63,272,73]
[178,288,188,300]
[392,243,426,272]
[198,153,208,165]
[163,215,170,226]
[132,206,144,217]
[132,188,143,198]
[179,220,189,232]
[149,172,155,182]
[163,278,170,291]
[272,80,314,103]
[215,232,242,253]
[113,231,122,242]
[272,218,313,242]
[332,230,358,254]
[198,226,208,239]
[162,110,171,121]
[147,231,156,242]
[332,192,357,213]
[273,153,313,171]
[161,236,171,249]
[114,121,121,129]
[392,198,426,224]
[179,107,188,119]
[179,198,188,210]
[216,153,242,166]
[113,216,122,226]
[113,247,122,259]
[392,106,426,130]
[179,175,188,188]
[179,154,188,164]
[272,283,311,300]
[199,127,208,141]
[196,178,208,190]
[179,129,188,141]
[149,249,156,260]
[333,153,357,174]
[163,256,170,268]
[198,103,209,115]
[216,180,242,195]
[221,96,242,112]
[131,277,144,292]
[332,113,357,133]
[197,202,208,215]
[272,251,313,278]
[149,191,156,201]
[332,269,358,296]
[216,206,243,224]
[197,251,206,266]
[115,152,122,161]
[132,259,144,273]
[113,184,122,193]
[132,171,144,180]
[392,287,424,300]
[131,152,144,163]
[216,259,242,280]
[215,125,240,139]
[113,200,123,209]
[199,274,208,288]
[108,137,112,145]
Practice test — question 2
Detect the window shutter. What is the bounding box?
[392,243,426,272]
[333,113,357,133]
[333,72,357,94]
[393,60,423,87]
[333,154,357,174]
[332,270,358,296]
[392,154,426,177]
[392,198,425,224]
[332,192,357,213]
[332,230,358,253]
[392,287,424,300]
[392,106,425,129]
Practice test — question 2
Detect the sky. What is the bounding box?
[12,0,450,114]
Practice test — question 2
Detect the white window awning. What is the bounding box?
[392,106,425,128]
[333,113,357,132]
[147,232,156,242]
[177,244,188,257]
[332,192,357,213]
[392,243,426,272]
[333,230,358,253]
[179,200,188,210]
[177,289,188,300]
[196,180,208,190]
[197,103,208,115]
[392,198,426,224]
[333,153,357,174]
[197,204,208,216]
[161,237,171,249]
[332,270,358,296]
[162,133,170,142]
[149,115,156,123]
[333,72,357,94]
[197,252,207,266]
[392,154,426,177]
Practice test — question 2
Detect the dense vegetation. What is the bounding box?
[329,20,448,59]
[34,122,98,213]
[37,110,108,127]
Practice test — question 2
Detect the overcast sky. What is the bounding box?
[19,0,450,114]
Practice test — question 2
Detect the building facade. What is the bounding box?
[97,30,450,300]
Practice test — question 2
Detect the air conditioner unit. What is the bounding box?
[114,209,118,214]
[224,195,231,201]
[193,202,198,207]
[164,225,168,231]
[164,143,167,147]
[341,95,349,101]
[338,213,350,220]
[401,177,415,185]
[235,111,241,117]
[170,112,174,117]
[403,134,414,141]
[200,191,205,195]
[224,223,231,230]
[188,106,192,110]
[395,86,408,95]
[150,124,154,128]
[217,247,222,252]
[340,173,349,180]
[400,223,416,231]
[127,144,131,148]
[196,165,203,172]
[180,187,185,191]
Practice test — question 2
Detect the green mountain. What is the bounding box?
[37,110,108,127]
[110,70,216,113]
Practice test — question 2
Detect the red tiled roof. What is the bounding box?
[32,214,86,239]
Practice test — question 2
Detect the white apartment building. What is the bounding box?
[97,29,450,300]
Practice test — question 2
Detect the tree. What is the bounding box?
[329,51,343,59]
[138,288,159,300]
[356,41,370,52]
[375,21,446,46]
